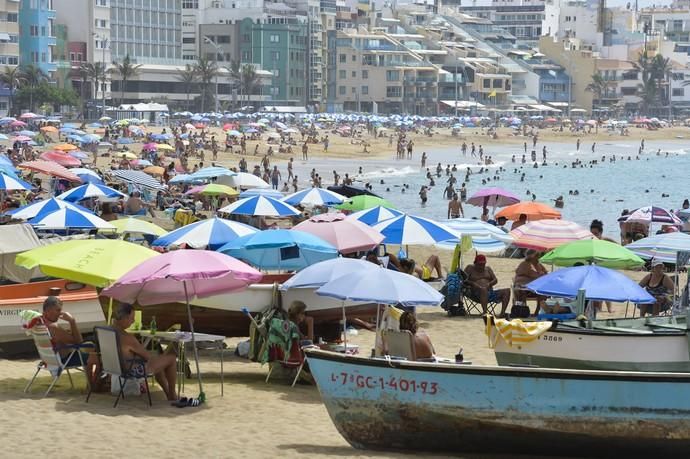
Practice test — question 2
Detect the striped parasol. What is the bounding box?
[625,232,690,264]
[111,169,166,191]
[510,219,593,251]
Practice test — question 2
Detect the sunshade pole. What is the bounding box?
[341,300,347,351]
[183,280,204,402]
[107,297,113,325]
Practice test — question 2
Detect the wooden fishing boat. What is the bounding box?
[306,349,690,457]
[0,279,104,354]
[492,315,690,372]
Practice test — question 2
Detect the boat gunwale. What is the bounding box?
[305,349,690,382]
[548,324,686,337]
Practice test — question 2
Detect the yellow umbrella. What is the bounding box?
[156,144,174,151]
[143,165,165,176]
[198,184,239,196]
[113,151,137,159]
[104,217,168,237]
[54,143,78,152]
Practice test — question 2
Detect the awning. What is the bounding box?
[0,33,10,42]
[530,104,561,112]
[548,102,569,107]
[440,100,486,109]
[510,95,539,105]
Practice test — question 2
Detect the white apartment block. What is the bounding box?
[0,0,20,116]
[542,0,601,48]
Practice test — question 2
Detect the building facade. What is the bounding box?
[18,0,56,75]
[0,0,20,115]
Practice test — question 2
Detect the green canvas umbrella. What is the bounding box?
[336,195,394,212]
[540,239,645,269]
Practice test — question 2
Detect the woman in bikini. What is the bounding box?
[639,261,674,316]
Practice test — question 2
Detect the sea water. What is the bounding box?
[292,139,690,238]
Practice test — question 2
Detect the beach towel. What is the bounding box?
[19,310,43,333]
[487,316,552,348]
[375,305,403,356]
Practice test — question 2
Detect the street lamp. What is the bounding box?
[204,36,222,113]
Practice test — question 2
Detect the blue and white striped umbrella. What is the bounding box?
[626,232,690,264]
[57,183,126,202]
[282,187,346,206]
[347,206,403,225]
[111,169,166,191]
[189,166,236,181]
[0,172,33,191]
[29,208,115,230]
[239,188,283,199]
[372,214,458,246]
[151,217,257,250]
[70,168,103,184]
[218,195,300,217]
[6,197,92,220]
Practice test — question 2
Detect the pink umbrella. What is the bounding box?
[40,151,81,167]
[142,142,157,150]
[10,120,27,127]
[467,187,520,208]
[294,212,384,254]
[102,250,263,398]
[184,185,205,195]
[12,135,32,142]
[19,112,39,119]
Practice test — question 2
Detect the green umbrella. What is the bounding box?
[540,239,645,269]
[336,195,394,212]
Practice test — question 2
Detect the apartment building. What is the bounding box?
[455,1,545,44]
[0,0,19,115]
[18,0,56,75]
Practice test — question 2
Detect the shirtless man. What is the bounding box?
[447,194,464,219]
[464,255,511,316]
[112,303,178,401]
[125,191,148,216]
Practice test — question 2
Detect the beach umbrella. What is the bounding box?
[618,206,682,225]
[495,201,561,221]
[143,165,166,176]
[5,197,92,220]
[0,134,8,140]
[625,232,690,264]
[336,195,394,212]
[185,183,238,197]
[151,217,257,250]
[16,239,158,288]
[116,138,134,145]
[113,151,137,159]
[57,183,126,202]
[189,166,235,181]
[53,143,78,152]
[218,195,299,217]
[19,160,82,182]
[69,151,91,160]
[347,206,403,225]
[142,142,158,150]
[280,258,379,290]
[106,217,168,237]
[29,208,115,231]
[436,218,514,253]
[168,174,194,184]
[17,130,36,137]
[19,112,39,119]
[218,229,338,271]
[372,214,457,246]
[102,250,263,399]
[239,188,283,199]
[110,169,166,191]
[39,151,81,167]
[156,144,174,151]
[540,239,645,269]
[467,187,520,208]
[12,135,33,142]
[225,172,270,189]
[525,265,655,304]
[131,159,153,167]
[316,267,443,306]
[509,220,593,251]
[10,120,27,127]
[294,213,384,254]
[282,187,346,206]
[0,172,33,191]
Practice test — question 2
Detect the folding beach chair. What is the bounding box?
[381,330,416,361]
[86,326,152,408]
[24,317,90,397]
[461,283,500,316]
[265,338,306,388]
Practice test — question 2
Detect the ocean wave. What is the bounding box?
[356,166,418,179]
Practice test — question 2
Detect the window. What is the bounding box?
[182,0,198,7]
[95,19,107,28]
[96,0,108,6]
[182,37,195,44]
[362,70,368,79]
[30,25,39,36]
[183,54,196,60]
[351,71,356,77]
[621,87,637,95]
[361,85,368,95]
[339,85,346,95]
[339,54,346,63]
[386,86,401,97]
[271,51,280,61]
[273,69,280,78]
[217,35,231,44]
[242,33,250,43]
[352,87,356,94]
[339,70,346,79]
[270,34,279,43]
[492,79,503,88]
[386,70,399,81]
[483,79,491,88]
[0,56,18,65]
[352,54,356,62]
[673,88,684,97]
[41,52,46,62]
[6,13,18,22]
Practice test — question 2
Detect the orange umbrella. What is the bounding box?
[143,165,165,176]
[54,143,78,152]
[496,201,561,221]
[40,126,58,133]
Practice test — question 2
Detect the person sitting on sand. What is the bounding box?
[638,261,674,316]
[288,301,314,343]
[124,191,148,216]
[112,303,179,402]
[399,256,443,281]
[464,255,511,316]
[398,311,434,360]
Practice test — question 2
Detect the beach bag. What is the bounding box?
[111,377,146,396]
[510,303,531,319]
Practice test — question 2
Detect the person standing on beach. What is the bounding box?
[462,142,467,156]
[287,158,294,180]
[271,166,281,190]
[302,142,308,161]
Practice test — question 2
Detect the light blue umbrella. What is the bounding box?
[70,168,103,184]
[372,214,457,246]
[217,229,338,270]
[239,188,283,199]
[0,172,33,191]
[189,166,236,181]
[348,206,403,225]
[281,258,378,290]
[56,183,126,202]
[626,232,690,264]
[282,187,346,206]
[526,265,655,303]
[218,195,300,217]
[6,197,92,220]
[17,130,36,137]
[117,138,134,144]
[0,134,9,140]
[151,217,257,250]
[169,174,193,184]
[316,267,444,306]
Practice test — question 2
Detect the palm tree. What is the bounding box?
[80,62,107,102]
[0,66,24,115]
[585,73,607,113]
[20,64,48,112]
[113,54,142,105]
[224,60,242,108]
[194,56,218,113]
[239,64,260,106]
[174,64,198,109]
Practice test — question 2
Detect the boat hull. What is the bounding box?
[306,350,690,457]
[494,318,690,372]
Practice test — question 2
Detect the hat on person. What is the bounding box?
[652,259,664,268]
[474,254,487,264]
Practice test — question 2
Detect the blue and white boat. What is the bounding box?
[306,349,690,456]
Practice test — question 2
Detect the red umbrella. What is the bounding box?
[19,160,82,182]
[40,151,81,167]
